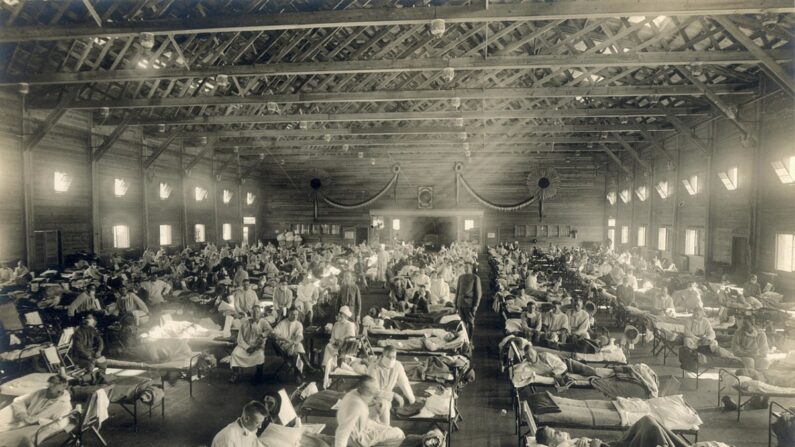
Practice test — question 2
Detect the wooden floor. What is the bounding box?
[80,255,791,446]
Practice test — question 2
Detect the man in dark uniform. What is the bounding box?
[455,263,481,342]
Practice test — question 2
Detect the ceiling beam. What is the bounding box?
[665,112,711,155]
[613,133,651,171]
[676,66,755,139]
[171,123,673,139]
[80,0,103,28]
[29,84,753,110]
[143,133,178,169]
[99,107,708,127]
[24,106,68,151]
[639,128,675,166]
[712,16,795,97]
[1,1,791,43]
[92,112,135,161]
[600,143,632,175]
[2,50,790,86]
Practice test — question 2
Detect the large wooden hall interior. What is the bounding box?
[0,1,794,446]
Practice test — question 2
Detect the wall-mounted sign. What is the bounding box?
[487,232,496,239]
[242,216,256,225]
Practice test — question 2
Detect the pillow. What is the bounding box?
[258,423,302,447]
[526,392,561,415]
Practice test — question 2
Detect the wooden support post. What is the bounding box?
[748,79,765,273]
[93,112,134,161]
[180,141,189,248]
[703,121,715,278]
[648,157,655,252]
[141,130,150,250]
[671,137,682,260]
[212,158,219,245]
[90,123,101,254]
[20,94,35,268]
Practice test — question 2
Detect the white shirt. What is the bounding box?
[334,390,369,447]
[211,419,260,447]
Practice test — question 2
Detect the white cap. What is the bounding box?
[339,306,353,318]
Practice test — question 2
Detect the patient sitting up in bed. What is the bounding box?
[682,307,717,354]
[0,375,72,447]
[366,345,416,425]
[731,316,770,371]
[335,376,405,447]
[535,415,690,447]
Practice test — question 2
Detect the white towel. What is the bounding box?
[95,388,110,426]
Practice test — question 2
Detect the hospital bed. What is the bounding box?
[718,368,795,422]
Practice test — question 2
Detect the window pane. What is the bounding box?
[464,219,475,231]
[195,224,205,243]
[246,192,255,205]
[222,223,232,241]
[621,226,629,244]
[159,225,172,246]
[114,178,128,197]
[607,229,615,249]
[159,182,172,200]
[776,233,794,272]
[195,186,207,201]
[53,171,72,192]
[658,228,667,251]
[607,218,616,227]
[113,225,130,249]
[637,227,646,247]
[222,189,233,204]
[392,219,400,231]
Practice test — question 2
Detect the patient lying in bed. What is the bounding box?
[376,328,469,352]
[534,415,694,447]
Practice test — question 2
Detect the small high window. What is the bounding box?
[771,156,795,184]
[655,181,671,199]
[195,186,208,202]
[464,219,475,231]
[392,219,401,231]
[683,174,699,196]
[159,182,172,200]
[635,186,648,201]
[53,171,72,193]
[718,167,739,191]
[114,178,129,197]
[222,189,233,204]
[246,192,256,205]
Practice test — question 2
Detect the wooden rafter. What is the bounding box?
[2,1,791,43]
[676,66,755,139]
[92,112,135,161]
[664,112,711,155]
[2,50,789,86]
[712,16,795,97]
[613,133,651,171]
[600,143,632,175]
[143,133,178,169]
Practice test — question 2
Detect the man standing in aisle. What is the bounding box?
[455,262,481,342]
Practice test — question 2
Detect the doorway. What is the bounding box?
[33,230,61,270]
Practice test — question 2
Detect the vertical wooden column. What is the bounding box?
[212,158,219,244]
[237,180,244,244]
[648,157,655,250]
[671,137,682,258]
[141,131,150,250]
[90,116,101,254]
[703,121,715,277]
[180,141,189,247]
[748,79,765,273]
[20,94,35,267]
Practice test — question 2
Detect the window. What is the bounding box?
[195,186,208,201]
[371,216,384,229]
[222,189,233,204]
[514,225,527,238]
[619,189,632,203]
[159,225,172,246]
[635,186,648,201]
[53,171,72,193]
[222,223,232,241]
[607,229,615,248]
[464,219,475,231]
[607,218,616,227]
[606,191,616,205]
[112,225,130,249]
[392,219,400,231]
[195,224,205,243]
[658,227,668,251]
[776,233,795,272]
[682,174,699,196]
[114,178,129,197]
[243,216,256,225]
[621,226,629,244]
[684,228,704,256]
[637,226,646,247]
[246,192,256,205]
[718,167,738,191]
[655,181,671,199]
[771,156,795,184]
[159,182,172,200]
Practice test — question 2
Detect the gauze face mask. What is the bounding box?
[382,357,396,368]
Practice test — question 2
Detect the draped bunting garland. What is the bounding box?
[314,166,400,216]
[456,173,536,212]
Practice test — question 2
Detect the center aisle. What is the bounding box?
[450,253,517,446]
[359,254,516,446]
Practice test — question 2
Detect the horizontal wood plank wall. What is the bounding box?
[258,161,606,249]
[0,90,262,266]
[605,84,795,294]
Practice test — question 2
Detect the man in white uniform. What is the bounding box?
[334,376,405,447]
[211,401,269,447]
[365,345,416,425]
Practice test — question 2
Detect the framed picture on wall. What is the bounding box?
[300,224,309,235]
[331,225,341,235]
[311,224,320,235]
[551,225,560,237]
[514,225,526,238]
[527,225,537,237]
[321,224,330,235]
[343,227,355,239]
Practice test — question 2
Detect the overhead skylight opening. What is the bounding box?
[655,180,671,199]
[718,167,739,191]
[771,156,795,184]
[683,174,700,196]
[635,186,648,201]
